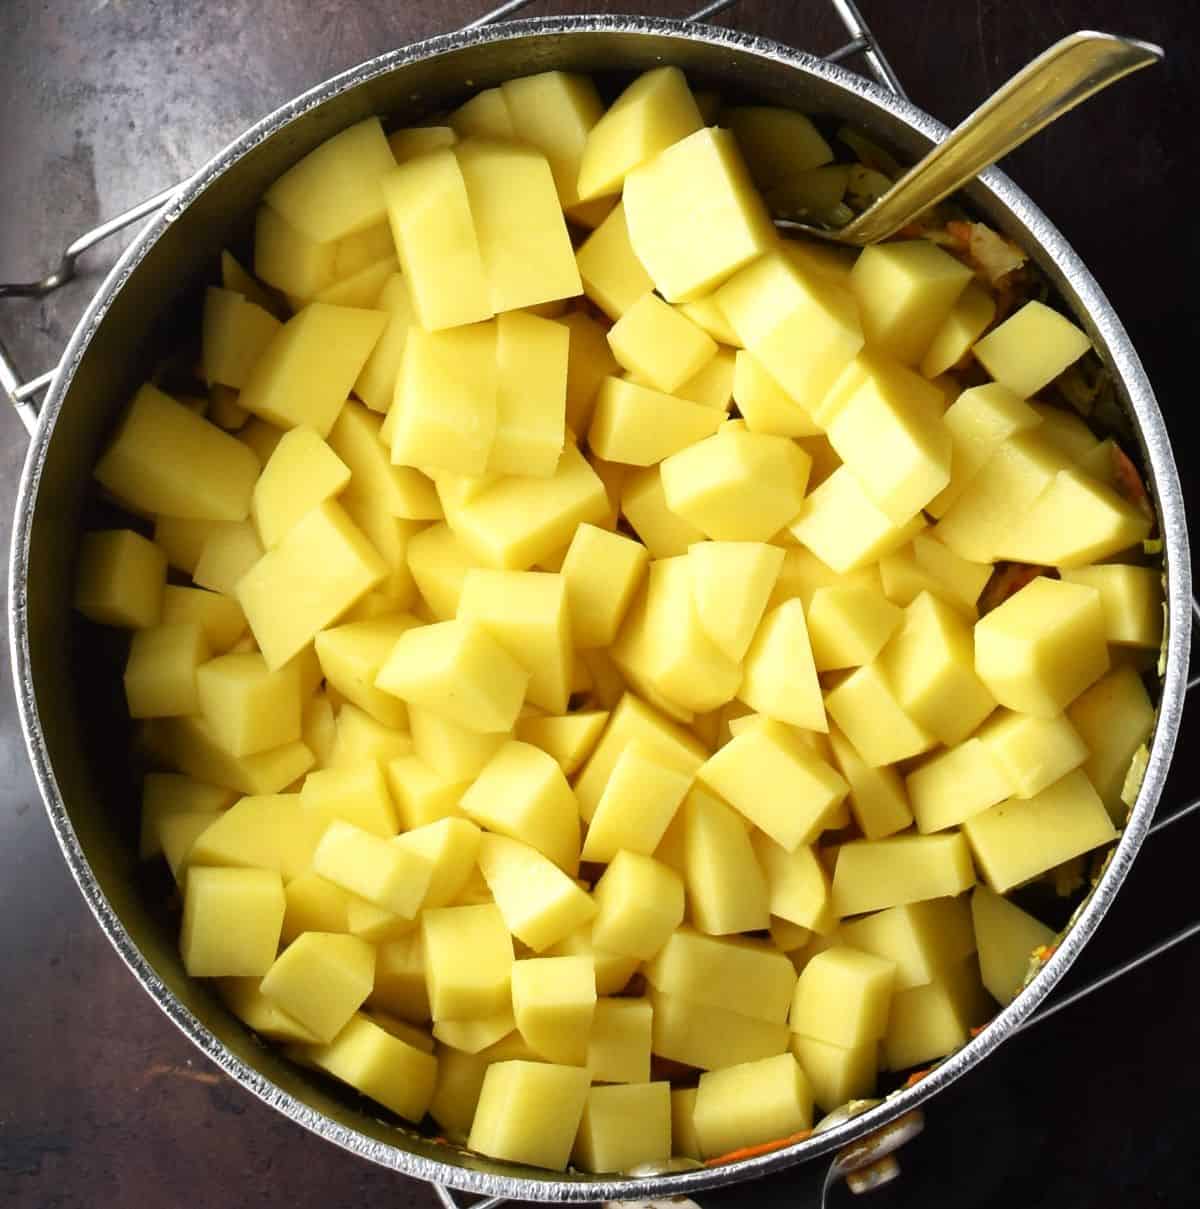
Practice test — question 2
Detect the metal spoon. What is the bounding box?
[779,29,1162,246]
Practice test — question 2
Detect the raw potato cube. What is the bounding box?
[260,932,375,1043]
[825,661,935,767]
[577,66,703,201]
[576,202,654,320]
[920,281,997,379]
[680,293,741,346]
[790,948,895,1048]
[732,350,821,438]
[265,117,394,242]
[422,903,514,1020]
[331,400,440,521]
[218,977,320,1043]
[592,850,684,960]
[689,541,784,663]
[511,955,597,1065]
[315,616,417,730]
[620,465,706,559]
[559,310,622,433]
[352,275,416,415]
[971,885,1054,1004]
[582,740,691,863]
[95,384,260,521]
[406,523,471,620]
[371,932,430,1022]
[651,988,790,1070]
[1029,401,1102,461]
[433,1013,516,1055]
[832,834,975,917]
[839,898,975,991]
[588,376,723,466]
[683,787,771,935]
[194,651,301,757]
[791,1035,876,1113]
[313,820,433,916]
[381,148,492,330]
[375,620,528,734]
[383,755,464,832]
[75,529,167,629]
[163,718,315,798]
[672,1088,703,1159]
[828,726,914,839]
[460,741,580,874]
[574,1082,671,1174]
[332,221,397,279]
[301,762,398,837]
[395,817,481,911]
[202,287,282,390]
[280,872,352,943]
[388,125,457,161]
[124,623,209,718]
[660,427,811,542]
[561,524,648,650]
[328,703,412,769]
[297,1012,437,1122]
[881,962,977,1070]
[790,468,925,576]
[910,534,992,615]
[587,997,652,1083]
[314,256,396,309]
[252,427,350,548]
[180,866,285,977]
[139,773,235,860]
[468,1060,591,1171]
[478,833,597,952]
[191,521,262,598]
[676,346,736,412]
[624,127,774,303]
[408,706,506,781]
[546,925,639,998]
[252,205,336,301]
[513,712,607,780]
[693,1053,812,1159]
[608,292,717,393]
[221,247,280,315]
[699,720,846,851]
[725,106,832,189]
[807,584,902,671]
[976,709,1088,799]
[239,417,286,467]
[880,592,996,747]
[490,310,569,479]
[751,835,834,934]
[1061,564,1162,649]
[850,241,973,366]
[457,570,572,715]
[158,810,223,881]
[972,300,1091,398]
[906,739,1012,833]
[963,769,1117,893]
[974,577,1109,717]
[161,586,246,652]
[715,251,863,407]
[645,928,797,1022]
[449,88,514,138]
[500,71,604,211]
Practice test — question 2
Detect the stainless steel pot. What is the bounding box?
[3,10,1193,1205]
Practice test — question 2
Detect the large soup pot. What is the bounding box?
[4,13,1192,1205]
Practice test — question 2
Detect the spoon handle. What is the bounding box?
[839,30,1162,245]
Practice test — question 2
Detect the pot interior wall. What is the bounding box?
[20,21,1181,1192]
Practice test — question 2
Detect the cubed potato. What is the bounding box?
[370,931,430,1023]
[832,834,975,917]
[316,255,395,309]
[191,521,262,598]
[160,586,246,652]
[574,1082,672,1173]
[790,947,895,1048]
[971,885,1055,1005]
[296,1012,437,1122]
[202,287,282,390]
[406,523,471,620]
[839,898,975,991]
[699,720,845,851]
[380,148,492,330]
[251,428,350,549]
[194,651,301,757]
[751,835,834,934]
[559,524,648,651]
[880,592,996,747]
[238,416,287,467]
[910,535,992,616]
[1028,401,1102,461]
[827,726,913,839]
[388,125,457,162]
[460,741,580,874]
[996,469,1152,568]
[850,241,973,366]
[280,872,352,944]
[124,623,209,719]
[511,955,597,1065]
[331,221,398,279]
[578,998,649,1086]
[511,713,604,781]
[767,548,878,612]
[680,293,741,347]
[645,928,797,1023]
[661,426,811,543]
[469,1059,591,1171]
[300,762,398,838]
[221,247,281,315]
[577,67,703,201]
[327,702,412,769]
[218,976,320,1043]
[724,106,832,191]
[449,87,514,138]
[624,127,774,303]
[558,310,622,434]
[252,205,336,300]
[824,661,936,767]
[582,739,691,862]
[905,739,1012,833]
[732,350,821,438]
[156,810,222,881]
[683,787,771,935]
[974,577,1110,717]
[478,833,597,952]
[620,465,705,559]
[608,292,718,393]
[375,619,528,734]
[880,962,978,1071]
[95,384,259,521]
[588,376,724,467]
[1060,564,1162,649]
[668,1088,703,1160]
[790,468,925,576]
[351,274,416,415]
[139,773,234,860]
[312,615,415,730]
[963,769,1117,893]
[312,819,433,916]
[806,584,901,673]
[976,709,1088,799]
[408,706,506,781]
[432,1012,516,1055]
[162,717,314,797]
[392,817,481,912]
[179,866,285,977]
[972,300,1091,398]
[650,987,790,1070]
[790,1034,876,1113]
[688,541,784,664]
[545,925,639,999]
[457,569,572,715]
[919,281,997,379]
[591,850,684,960]
[75,528,167,629]
[675,346,736,413]
[381,755,463,831]
[693,1052,812,1159]
[576,202,654,320]
[449,442,609,571]
[259,931,375,1042]
[422,903,514,1021]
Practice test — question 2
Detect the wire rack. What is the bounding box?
[1,0,1197,1202]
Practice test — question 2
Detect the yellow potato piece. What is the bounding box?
[558,310,622,435]
[201,287,282,390]
[586,996,652,1083]
[971,885,1055,1005]
[650,987,790,1070]
[972,300,1092,398]
[688,540,784,663]
[588,376,724,467]
[139,773,235,861]
[591,850,684,960]
[180,866,285,977]
[490,310,569,479]
[725,106,833,189]
[388,125,457,162]
[576,202,655,320]
[827,724,913,839]
[253,205,336,301]
[560,524,648,650]
[160,586,247,652]
[315,615,419,730]
[123,623,208,719]
[832,833,976,917]
[920,281,997,379]
[608,292,717,394]
[789,947,895,1048]
[732,349,821,437]
[750,834,834,934]
[421,902,514,1021]
[790,1034,876,1113]
[807,583,902,672]
[449,88,514,139]
[511,955,597,1065]
[75,529,166,629]
[619,464,706,559]
[906,738,1013,834]
[738,599,827,731]
[371,930,431,1022]
[574,1081,672,1174]
[300,761,399,838]
[161,717,314,797]
[260,931,375,1043]
[976,709,1088,800]
[693,1052,812,1159]
[682,786,770,935]
[252,427,350,548]
[838,898,975,991]
[881,960,984,1071]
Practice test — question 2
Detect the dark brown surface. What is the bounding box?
[2,3,1198,1207]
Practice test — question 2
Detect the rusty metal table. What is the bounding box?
[2,3,1198,1206]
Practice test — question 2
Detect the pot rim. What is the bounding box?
[8,12,1192,1202]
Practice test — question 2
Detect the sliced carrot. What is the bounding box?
[702,1130,814,1167]
[903,1067,933,1089]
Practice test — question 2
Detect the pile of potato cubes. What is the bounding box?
[74,63,1163,1174]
